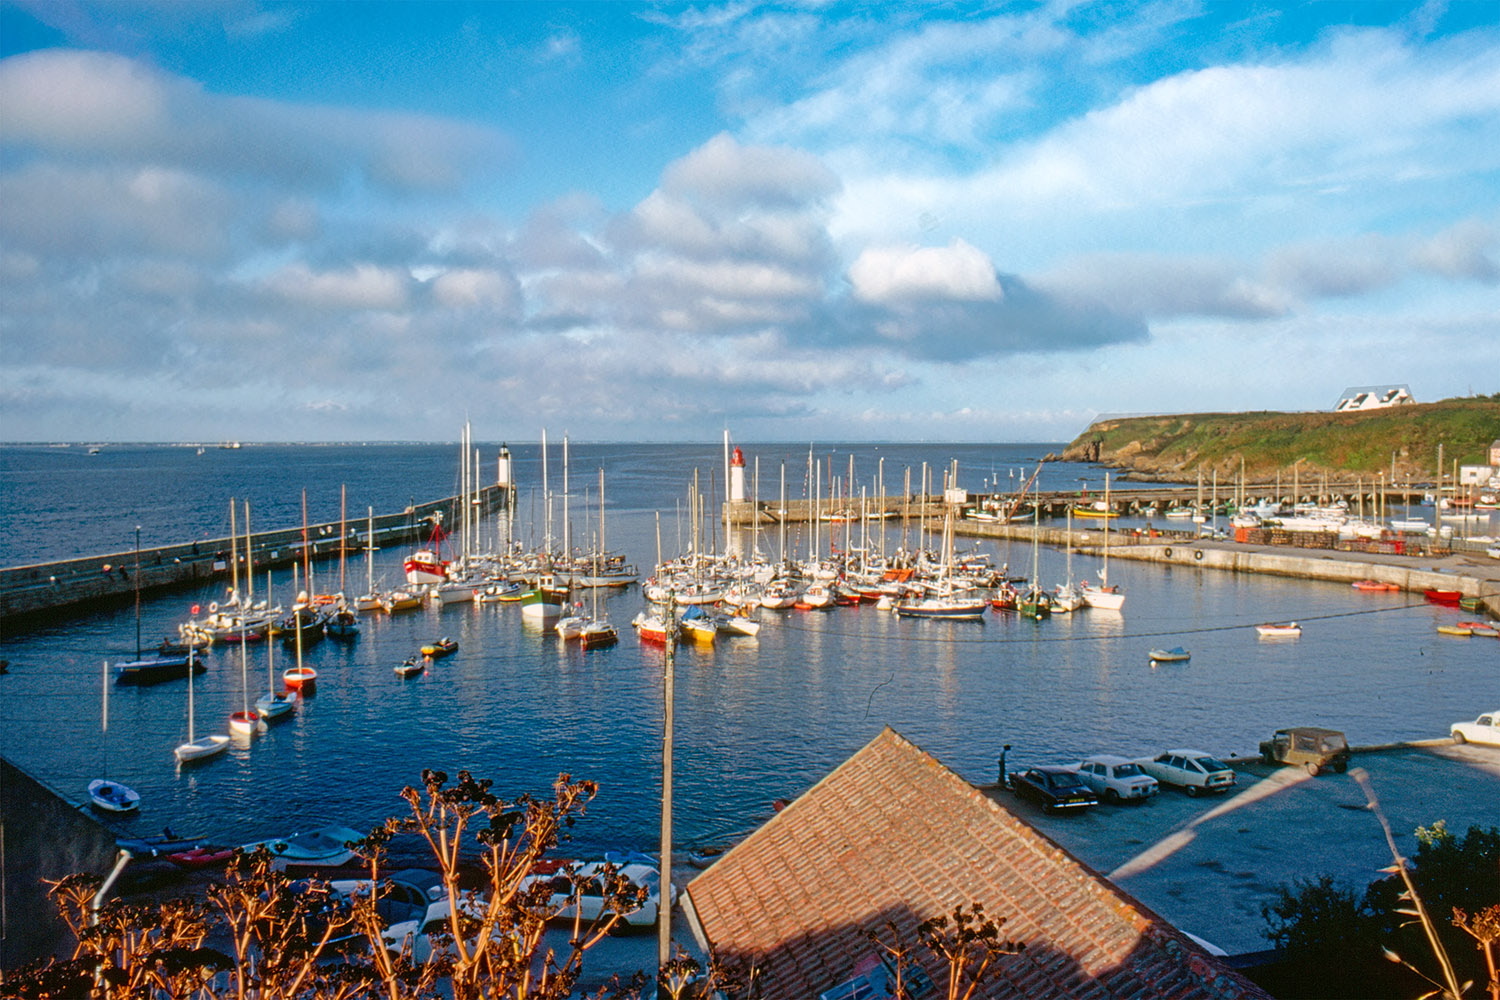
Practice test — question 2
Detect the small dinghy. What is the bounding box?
[1148,647,1191,662]
[395,657,426,678]
[420,637,458,658]
[1255,622,1301,639]
[88,779,141,814]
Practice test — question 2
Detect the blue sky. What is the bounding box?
[1,1,1496,443]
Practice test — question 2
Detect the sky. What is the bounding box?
[0,1,1496,444]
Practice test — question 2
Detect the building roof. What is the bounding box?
[683,728,1271,1000]
[1333,384,1414,410]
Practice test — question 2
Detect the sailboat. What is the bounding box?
[893,511,987,619]
[580,469,619,650]
[354,507,384,612]
[89,660,141,812]
[174,647,229,763]
[254,574,298,722]
[229,634,263,736]
[1082,473,1126,611]
[1052,508,1083,613]
[1019,504,1052,620]
[281,564,319,691]
[113,526,202,685]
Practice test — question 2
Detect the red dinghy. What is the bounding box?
[168,845,235,869]
[283,666,318,690]
[1424,589,1462,605]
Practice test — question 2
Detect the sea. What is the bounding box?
[0,441,1495,872]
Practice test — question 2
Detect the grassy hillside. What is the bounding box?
[1059,397,1500,482]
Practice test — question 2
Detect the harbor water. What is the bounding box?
[0,442,1494,865]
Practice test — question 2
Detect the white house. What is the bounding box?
[1334,384,1415,411]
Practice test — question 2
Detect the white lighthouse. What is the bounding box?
[730,446,746,502]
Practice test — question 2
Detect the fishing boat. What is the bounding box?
[174,648,230,763]
[1072,501,1117,519]
[420,637,458,658]
[240,824,364,867]
[1148,647,1191,662]
[403,517,451,586]
[519,574,570,620]
[1255,622,1302,638]
[395,657,426,678]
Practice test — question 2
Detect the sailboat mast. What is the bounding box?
[229,499,239,609]
[562,434,571,564]
[244,501,254,604]
[339,484,347,593]
[366,507,375,596]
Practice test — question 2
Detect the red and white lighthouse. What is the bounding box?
[730,446,746,503]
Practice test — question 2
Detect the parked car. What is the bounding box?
[1075,755,1159,803]
[329,868,446,957]
[1452,711,1500,747]
[1258,727,1350,775]
[1009,766,1099,814]
[517,855,674,929]
[1135,749,1236,796]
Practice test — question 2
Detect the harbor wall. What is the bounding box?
[0,485,510,632]
[0,756,118,970]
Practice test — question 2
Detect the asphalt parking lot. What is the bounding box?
[983,741,1500,955]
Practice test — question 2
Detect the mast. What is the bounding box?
[244,501,254,605]
[366,507,375,597]
[229,499,239,611]
[339,485,347,593]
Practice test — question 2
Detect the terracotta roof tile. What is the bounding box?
[684,727,1271,1000]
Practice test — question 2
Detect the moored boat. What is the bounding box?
[88,778,141,813]
[1352,580,1399,592]
[283,666,318,690]
[395,657,426,678]
[1255,622,1302,638]
[1148,647,1191,662]
[420,637,458,658]
[240,824,364,867]
[1424,589,1462,605]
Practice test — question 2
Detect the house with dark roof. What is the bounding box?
[681,728,1272,1000]
[1333,384,1414,412]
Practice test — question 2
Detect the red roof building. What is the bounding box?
[682,728,1272,999]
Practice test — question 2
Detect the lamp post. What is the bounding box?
[134,526,141,658]
[658,593,677,978]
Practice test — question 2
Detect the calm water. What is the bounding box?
[0,443,1494,863]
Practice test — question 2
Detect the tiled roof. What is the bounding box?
[683,728,1271,1000]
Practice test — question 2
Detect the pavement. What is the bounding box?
[981,741,1500,956]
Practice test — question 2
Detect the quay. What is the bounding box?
[0,484,511,631]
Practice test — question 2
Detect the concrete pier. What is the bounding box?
[0,484,510,631]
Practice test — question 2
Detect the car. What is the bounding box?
[329,868,446,956]
[1258,727,1351,775]
[1452,711,1500,747]
[1009,766,1099,813]
[517,855,674,929]
[1135,749,1236,796]
[1075,755,1159,803]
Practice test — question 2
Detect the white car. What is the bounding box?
[518,856,674,929]
[1135,749,1237,796]
[1075,755,1159,803]
[1452,711,1500,747]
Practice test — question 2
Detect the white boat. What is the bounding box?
[1148,647,1191,662]
[241,824,363,867]
[431,580,476,605]
[88,778,141,813]
[1082,474,1126,611]
[89,660,140,813]
[175,649,229,763]
[1255,622,1302,638]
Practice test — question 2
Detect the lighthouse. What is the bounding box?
[730,446,746,503]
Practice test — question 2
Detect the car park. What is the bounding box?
[1452,711,1500,747]
[1135,749,1236,796]
[1009,766,1099,813]
[1258,727,1350,775]
[1075,755,1159,803]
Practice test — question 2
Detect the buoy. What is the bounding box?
[1195,549,1204,561]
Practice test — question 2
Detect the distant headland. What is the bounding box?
[1051,395,1500,484]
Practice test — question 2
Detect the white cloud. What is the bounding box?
[661,132,839,209]
[261,263,409,311]
[848,239,1003,305]
[430,268,521,311]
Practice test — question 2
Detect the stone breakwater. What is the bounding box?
[0,485,509,629]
